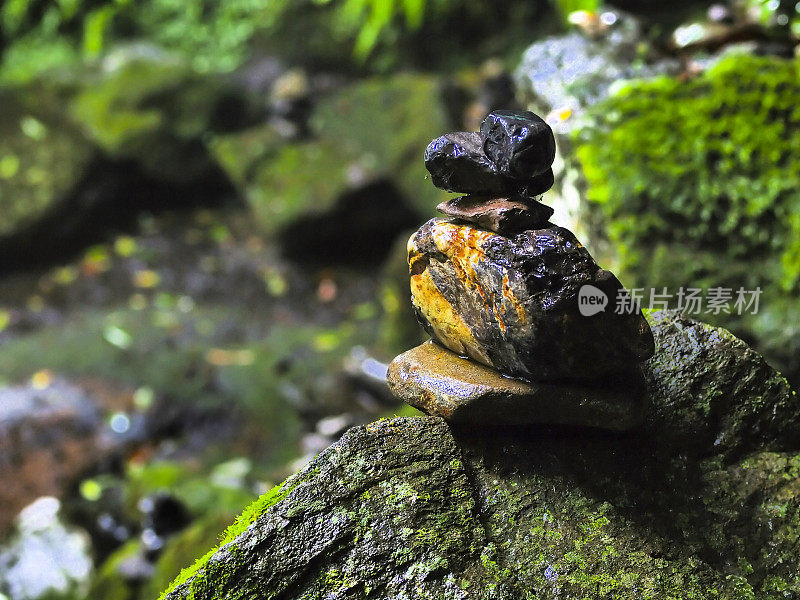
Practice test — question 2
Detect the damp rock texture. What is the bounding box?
[387,340,645,431]
[424,110,555,198]
[407,218,653,381]
[436,195,554,235]
[159,313,800,599]
[642,310,800,460]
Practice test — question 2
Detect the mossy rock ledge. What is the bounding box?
[161,311,800,600]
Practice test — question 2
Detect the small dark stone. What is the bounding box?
[387,341,645,431]
[424,132,554,197]
[516,167,554,197]
[424,132,496,194]
[480,110,556,179]
[436,195,554,234]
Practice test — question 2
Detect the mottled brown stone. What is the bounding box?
[387,341,645,430]
[408,218,654,381]
[0,380,105,534]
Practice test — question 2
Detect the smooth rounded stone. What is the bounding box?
[387,341,645,430]
[424,132,554,197]
[408,218,654,381]
[436,195,554,234]
[480,110,556,179]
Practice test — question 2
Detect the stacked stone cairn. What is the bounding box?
[387,110,656,431]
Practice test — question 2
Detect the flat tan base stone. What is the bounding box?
[387,341,645,431]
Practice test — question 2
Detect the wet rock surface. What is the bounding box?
[436,195,553,235]
[479,109,555,179]
[387,340,645,431]
[408,218,653,381]
[424,138,554,198]
[424,110,556,198]
[161,418,486,600]
[160,318,800,599]
[642,310,800,460]
[425,131,501,194]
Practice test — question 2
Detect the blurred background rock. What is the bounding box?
[0,1,797,598]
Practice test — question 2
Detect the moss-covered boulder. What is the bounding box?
[0,54,258,272]
[210,74,452,240]
[643,310,799,460]
[0,85,95,240]
[573,54,800,386]
[514,16,679,241]
[159,311,800,599]
[69,52,257,185]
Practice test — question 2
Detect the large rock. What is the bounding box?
[573,53,800,389]
[0,379,106,534]
[0,53,252,272]
[0,87,95,241]
[515,13,679,132]
[160,417,485,600]
[158,313,800,599]
[69,50,258,185]
[210,74,453,242]
[408,218,653,381]
[642,310,800,460]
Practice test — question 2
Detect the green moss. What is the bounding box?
[210,74,450,236]
[578,54,800,289]
[471,465,762,599]
[155,414,800,599]
[68,56,251,183]
[157,477,298,600]
[576,54,800,383]
[219,478,297,545]
[0,86,93,238]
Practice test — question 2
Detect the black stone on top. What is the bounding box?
[424,109,556,198]
[425,132,497,195]
[480,110,555,179]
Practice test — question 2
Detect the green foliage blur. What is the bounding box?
[0,0,596,81]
